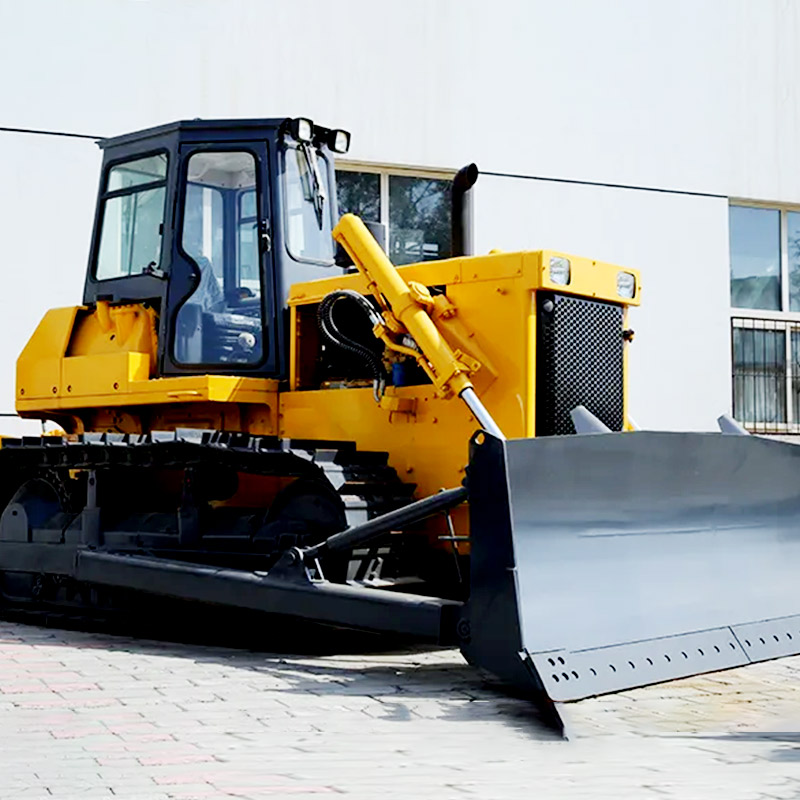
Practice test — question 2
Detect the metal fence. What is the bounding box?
[731,317,800,433]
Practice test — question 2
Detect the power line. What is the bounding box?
[0,125,726,198]
[481,170,726,200]
[0,125,103,141]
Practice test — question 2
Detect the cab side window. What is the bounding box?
[95,154,168,280]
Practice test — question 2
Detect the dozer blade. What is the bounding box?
[462,429,800,711]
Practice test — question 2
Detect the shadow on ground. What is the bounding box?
[0,612,562,740]
[685,732,800,762]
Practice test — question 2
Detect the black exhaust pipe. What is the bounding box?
[452,163,479,257]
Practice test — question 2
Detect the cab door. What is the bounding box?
[162,141,276,376]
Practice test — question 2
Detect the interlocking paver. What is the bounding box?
[2,620,800,798]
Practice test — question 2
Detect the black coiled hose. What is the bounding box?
[317,290,387,397]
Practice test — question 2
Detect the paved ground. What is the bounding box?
[1,620,800,799]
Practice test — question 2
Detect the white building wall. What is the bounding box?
[0,0,797,432]
[475,176,731,430]
[0,135,100,434]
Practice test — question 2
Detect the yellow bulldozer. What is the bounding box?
[5,116,800,732]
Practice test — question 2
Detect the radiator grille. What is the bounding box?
[536,293,625,436]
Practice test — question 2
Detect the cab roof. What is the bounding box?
[99,117,291,150]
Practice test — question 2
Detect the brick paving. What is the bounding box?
[1,620,800,799]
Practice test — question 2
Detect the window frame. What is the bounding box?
[93,148,170,282]
[730,199,800,432]
[729,201,800,320]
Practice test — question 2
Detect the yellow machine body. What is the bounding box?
[16,245,639,509]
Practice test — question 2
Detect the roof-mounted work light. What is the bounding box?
[290,118,314,143]
[328,129,351,154]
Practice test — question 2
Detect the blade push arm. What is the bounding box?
[332,214,504,439]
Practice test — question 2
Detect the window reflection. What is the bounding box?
[107,154,167,192]
[95,154,168,281]
[788,212,800,312]
[336,171,381,221]
[284,146,335,263]
[96,187,166,280]
[389,176,452,266]
[730,206,781,310]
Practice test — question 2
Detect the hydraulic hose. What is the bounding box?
[317,290,387,399]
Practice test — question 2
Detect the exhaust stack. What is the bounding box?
[452,163,479,257]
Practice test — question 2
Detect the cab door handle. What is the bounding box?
[258,220,271,253]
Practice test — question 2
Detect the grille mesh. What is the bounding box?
[536,293,624,436]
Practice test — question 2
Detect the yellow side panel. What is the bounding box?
[130,375,278,405]
[17,307,80,403]
[458,252,524,284]
[62,352,150,398]
[18,370,279,415]
[18,357,62,401]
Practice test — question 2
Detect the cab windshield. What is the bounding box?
[284,144,335,263]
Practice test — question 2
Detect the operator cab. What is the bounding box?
[83,117,351,378]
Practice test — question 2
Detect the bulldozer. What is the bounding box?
[4,116,800,733]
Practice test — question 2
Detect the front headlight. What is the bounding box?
[616,271,636,299]
[549,256,571,285]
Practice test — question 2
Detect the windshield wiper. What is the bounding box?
[300,142,326,228]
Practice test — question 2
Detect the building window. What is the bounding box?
[336,171,381,222]
[730,206,781,310]
[336,166,453,265]
[730,203,800,432]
